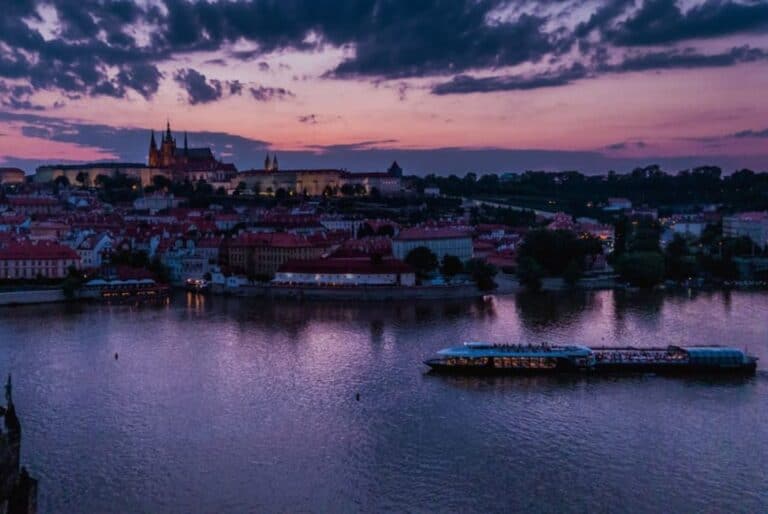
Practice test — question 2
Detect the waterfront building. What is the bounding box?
[723,212,768,249]
[0,241,80,279]
[221,232,327,278]
[273,257,415,287]
[392,227,473,261]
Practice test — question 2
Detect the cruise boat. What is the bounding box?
[424,342,758,375]
[424,342,595,374]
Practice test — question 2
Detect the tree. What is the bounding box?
[516,256,543,292]
[54,175,70,188]
[357,223,375,238]
[563,259,583,287]
[465,258,497,291]
[616,252,665,288]
[275,188,288,202]
[518,229,601,276]
[405,246,438,276]
[234,181,247,196]
[340,184,355,196]
[152,174,171,191]
[94,174,111,188]
[664,234,696,282]
[441,255,463,281]
[75,171,88,188]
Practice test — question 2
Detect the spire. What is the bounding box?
[165,120,172,141]
[5,374,11,405]
[150,129,157,149]
[272,154,278,171]
[265,153,271,172]
[184,131,188,155]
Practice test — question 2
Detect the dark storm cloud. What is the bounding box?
[0,0,767,107]
[733,128,768,138]
[608,45,768,72]
[608,0,768,46]
[298,114,318,124]
[605,141,649,150]
[173,68,248,104]
[432,63,589,94]
[433,45,768,95]
[249,85,294,102]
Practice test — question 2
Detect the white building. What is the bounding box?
[392,228,473,261]
[0,242,80,279]
[76,233,112,269]
[274,258,416,287]
[723,212,768,249]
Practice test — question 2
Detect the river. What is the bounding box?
[1,290,767,513]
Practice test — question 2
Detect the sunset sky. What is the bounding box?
[1,0,767,174]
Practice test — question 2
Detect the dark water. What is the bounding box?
[1,290,767,513]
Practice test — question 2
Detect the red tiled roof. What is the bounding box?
[395,227,471,241]
[0,242,79,260]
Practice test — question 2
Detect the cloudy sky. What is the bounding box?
[0,0,767,175]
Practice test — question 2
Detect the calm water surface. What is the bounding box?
[1,290,767,513]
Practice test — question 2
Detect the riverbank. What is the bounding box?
[212,282,484,301]
[0,288,66,306]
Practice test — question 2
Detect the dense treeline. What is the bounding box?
[411,166,768,216]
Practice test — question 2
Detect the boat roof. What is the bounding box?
[438,342,592,358]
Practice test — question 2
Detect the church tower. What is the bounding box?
[265,154,272,172]
[161,121,176,167]
[148,130,159,167]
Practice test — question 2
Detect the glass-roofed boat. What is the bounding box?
[424,342,758,375]
[423,342,595,374]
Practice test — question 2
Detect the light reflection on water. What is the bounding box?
[0,290,766,513]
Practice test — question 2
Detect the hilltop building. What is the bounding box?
[148,122,237,183]
[35,121,236,187]
[238,159,402,197]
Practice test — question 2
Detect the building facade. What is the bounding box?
[0,242,80,279]
[723,212,768,249]
[392,228,473,261]
[273,258,415,287]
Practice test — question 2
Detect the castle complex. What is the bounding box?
[34,121,402,196]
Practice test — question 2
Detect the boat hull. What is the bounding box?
[424,359,757,376]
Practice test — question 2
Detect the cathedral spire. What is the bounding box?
[184,131,188,155]
[149,129,157,150]
[265,153,271,172]
[166,120,172,142]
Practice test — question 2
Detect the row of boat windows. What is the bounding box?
[445,357,558,369]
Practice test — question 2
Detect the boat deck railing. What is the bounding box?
[592,348,688,364]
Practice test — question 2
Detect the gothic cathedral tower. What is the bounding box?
[161,121,176,167]
[148,130,159,167]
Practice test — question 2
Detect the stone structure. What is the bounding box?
[0,376,37,514]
